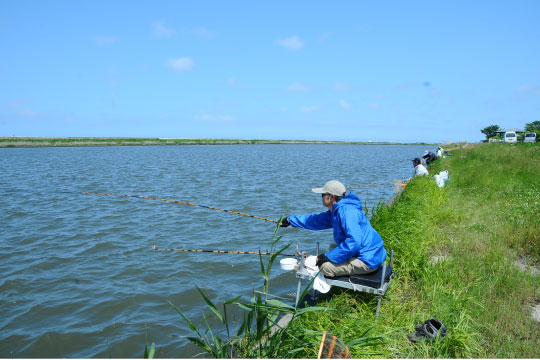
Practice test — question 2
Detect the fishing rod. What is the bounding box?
[152,245,298,257]
[83,192,279,224]
[84,180,407,223]
[348,179,408,189]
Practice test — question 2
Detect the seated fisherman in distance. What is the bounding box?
[280,180,387,278]
[411,157,429,178]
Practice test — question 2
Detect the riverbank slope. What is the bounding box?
[288,143,540,358]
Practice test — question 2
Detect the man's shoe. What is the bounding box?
[408,318,447,343]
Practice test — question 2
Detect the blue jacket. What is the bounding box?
[288,192,387,269]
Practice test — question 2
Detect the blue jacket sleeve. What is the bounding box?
[326,208,364,264]
[288,211,332,230]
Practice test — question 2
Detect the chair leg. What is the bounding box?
[375,295,382,320]
[295,278,302,309]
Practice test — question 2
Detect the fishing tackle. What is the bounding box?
[84,192,279,223]
[347,179,408,189]
[152,244,299,257]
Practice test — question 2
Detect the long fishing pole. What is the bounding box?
[84,180,407,223]
[348,179,408,189]
[83,192,279,223]
[152,245,298,257]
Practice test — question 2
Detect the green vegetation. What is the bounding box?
[525,120,540,137]
[286,142,540,358]
[480,125,501,140]
[0,137,431,148]
[480,120,540,141]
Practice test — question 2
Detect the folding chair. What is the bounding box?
[295,249,394,318]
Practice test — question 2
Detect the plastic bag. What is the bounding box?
[440,170,449,181]
[434,174,444,188]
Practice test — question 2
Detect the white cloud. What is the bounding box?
[167,57,194,71]
[339,99,352,110]
[6,98,39,117]
[277,36,304,50]
[197,113,233,121]
[93,36,117,46]
[153,21,175,37]
[518,84,540,97]
[187,27,215,40]
[300,105,321,113]
[18,109,38,117]
[285,82,313,92]
[333,82,352,91]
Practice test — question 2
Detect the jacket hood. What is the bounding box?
[333,192,362,212]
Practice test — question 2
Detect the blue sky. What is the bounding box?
[1,1,539,142]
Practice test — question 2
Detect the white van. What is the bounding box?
[524,132,537,143]
[503,131,517,143]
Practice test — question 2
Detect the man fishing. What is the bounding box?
[422,150,437,165]
[280,180,387,277]
[411,157,429,178]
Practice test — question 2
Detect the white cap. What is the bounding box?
[312,180,347,196]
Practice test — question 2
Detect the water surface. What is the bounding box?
[0,144,429,357]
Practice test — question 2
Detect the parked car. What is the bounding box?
[503,131,517,143]
[524,132,537,143]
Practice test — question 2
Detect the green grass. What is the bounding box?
[283,142,540,358]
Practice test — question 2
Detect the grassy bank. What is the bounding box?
[0,137,431,148]
[284,143,540,358]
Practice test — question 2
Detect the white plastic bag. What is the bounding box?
[304,256,331,293]
[440,170,449,181]
[434,174,444,188]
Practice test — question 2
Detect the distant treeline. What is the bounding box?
[0,137,432,148]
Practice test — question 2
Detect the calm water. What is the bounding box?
[0,144,428,357]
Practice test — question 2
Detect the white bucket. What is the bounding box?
[280,258,297,271]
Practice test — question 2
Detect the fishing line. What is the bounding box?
[83,192,279,223]
[152,245,297,257]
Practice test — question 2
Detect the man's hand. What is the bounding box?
[279,217,290,227]
[316,253,329,267]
